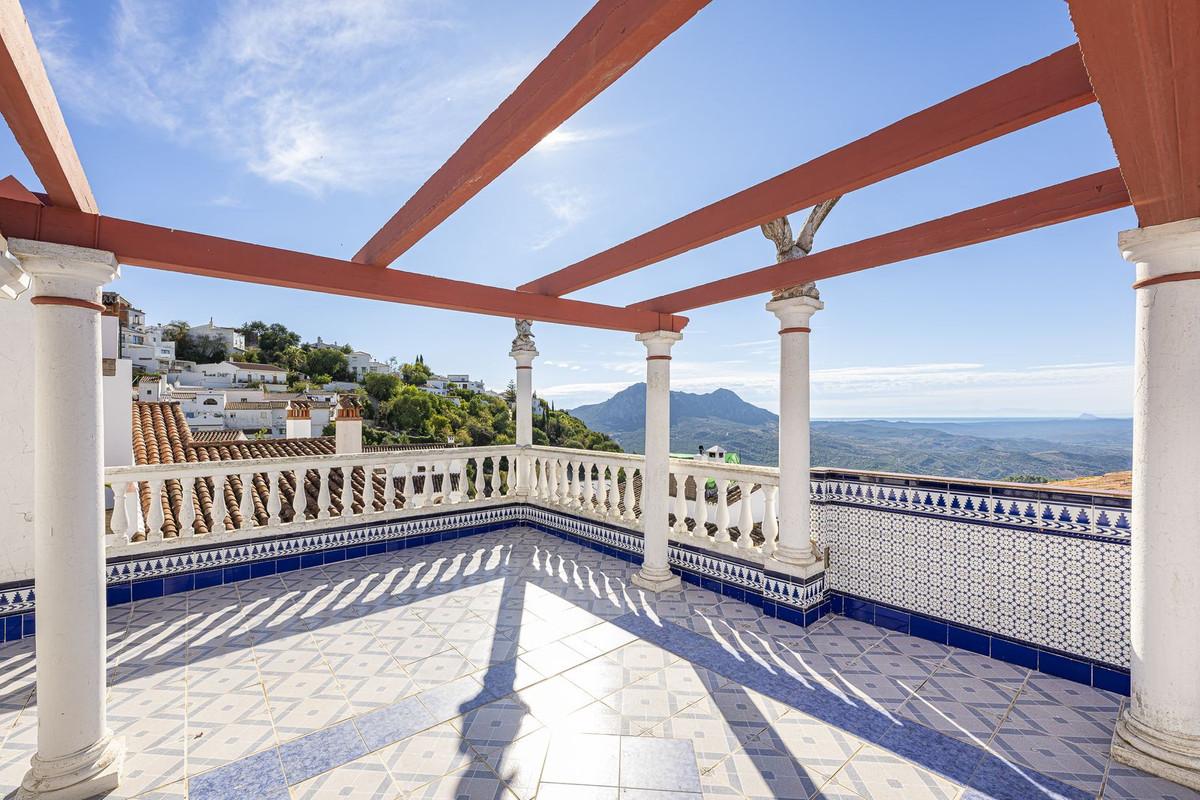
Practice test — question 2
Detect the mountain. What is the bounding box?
[570,384,779,461]
[568,384,1132,481]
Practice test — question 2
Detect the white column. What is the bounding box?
[1112,217,1200,791]
[510,319,538,495]
[765,294,823,572]
[632,330,683,593]
[9,240,124,800]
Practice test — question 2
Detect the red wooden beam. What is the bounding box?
[631,169,1129,314]
[0,192,686,333]
[354,0,709,267]
[1069,0,1200,227]
[0,0,96,212]
[520,45,1096,297]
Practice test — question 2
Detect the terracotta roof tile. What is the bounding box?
[190,429,246,443]
[227,361,287,371]
[128,401,429,542]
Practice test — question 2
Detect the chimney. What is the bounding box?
[139,374,164,402]
[286,400,312,439]
[334,395,362,453]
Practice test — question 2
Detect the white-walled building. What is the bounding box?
[189,318,246,354]
[446,373,486,393]
[101,292,176,373]
[347,350,390,380]
[176,360,287,387]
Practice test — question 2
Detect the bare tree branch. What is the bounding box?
[795,195,841,255]
[759,217,795,260]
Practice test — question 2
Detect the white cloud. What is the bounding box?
[31,0,528,193]
[530,182,590,250]
[532,124,631,153]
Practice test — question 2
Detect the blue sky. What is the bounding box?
[9,0,1135,417]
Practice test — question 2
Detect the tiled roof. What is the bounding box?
[1048,471,1132,493]
[189,430,246,443]
[228,361,287,371]
[129,401,443,542]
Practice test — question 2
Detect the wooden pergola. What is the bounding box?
[1,1,1199,796]
[0,1,1193,333]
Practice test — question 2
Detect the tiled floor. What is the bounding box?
[0,526,1195,799]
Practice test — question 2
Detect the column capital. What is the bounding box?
[635,329,682,358]
[510,348,538,367]
[510,318,538,365]
[1120,217,1200,288]
[0,234,30,300]
[766,294,823,330]
[8,239,119,303]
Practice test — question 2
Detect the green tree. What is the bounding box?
[380,386,435,435]
[305,347,350,381]
[400,360,432,386]
[257,323,301,363]
[237,321,269,347]
[178,334,228,363]
[363,372,402,403]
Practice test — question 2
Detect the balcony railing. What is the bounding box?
[103,444,786,562]
[104,445,520,550]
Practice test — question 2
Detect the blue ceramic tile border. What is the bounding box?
[0,503,827,645]
[829,590,1130,695]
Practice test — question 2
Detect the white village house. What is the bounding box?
[187,317,245,354]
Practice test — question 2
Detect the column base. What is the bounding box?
[768,543,824,579]
[1112,711,1200,791]
[631,568,682,594]
[18,734,124,800]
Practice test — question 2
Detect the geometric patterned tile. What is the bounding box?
[406,761,517,800]
[1102,763,1200,800]
[702,739,824,799]
[377,722,478,795]
[833,745,961,800]
[1003,692,1118,754]
[0,525,1137,800]
[900,670,1018,745]
[750,711,863,778]
[290,752,397,799]
[943,651,1030,688]
[988,729,1109,795]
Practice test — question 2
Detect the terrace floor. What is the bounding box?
[0,527,1192,800]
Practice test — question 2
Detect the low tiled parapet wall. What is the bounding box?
[810,468,1131,690]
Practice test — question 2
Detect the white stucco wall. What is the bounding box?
[0,293,35,583]
[103,358,133,468]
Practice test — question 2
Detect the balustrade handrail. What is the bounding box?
[103,444,519,482]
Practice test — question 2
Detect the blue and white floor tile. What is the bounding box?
[0,525,1190,799]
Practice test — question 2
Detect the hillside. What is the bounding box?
[569,384,1132,481]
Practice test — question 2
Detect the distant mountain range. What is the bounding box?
[568,383,1132,481]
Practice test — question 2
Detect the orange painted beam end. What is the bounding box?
[1069,0,1200,227]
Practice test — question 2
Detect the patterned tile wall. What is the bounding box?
[810,474,1131,669]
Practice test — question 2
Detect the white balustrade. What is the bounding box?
[664,458,782,556]
[103,446,783,564]
[103,446,523,552]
